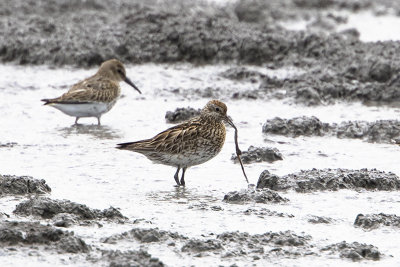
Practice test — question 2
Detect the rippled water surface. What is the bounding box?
[0,63,400,266]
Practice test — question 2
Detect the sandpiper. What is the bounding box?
[117,100,235,186]
[41,59,141,125]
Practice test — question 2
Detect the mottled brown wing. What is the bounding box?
[42,76,120,104]
[117,118,202,154]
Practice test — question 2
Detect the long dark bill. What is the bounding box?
[226,116,249,184]
[125,77,142,94]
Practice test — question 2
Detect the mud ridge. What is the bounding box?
[263,116,400,143]
[354,213,400,230]
[165,107,201,123]
[0,175,51,196]
[0,221,89,253]
[223,188,289,204]
[231,145,283,164]
[13,197,127,226]
[257,168,400,192]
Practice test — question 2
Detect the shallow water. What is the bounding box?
[0,63,400,266]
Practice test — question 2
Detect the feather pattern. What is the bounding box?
[117,100,228,168]
[41,59,140,125]
[42,76,121,104]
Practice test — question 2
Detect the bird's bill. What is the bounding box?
[225,115,236,129]
[124,77,142,94]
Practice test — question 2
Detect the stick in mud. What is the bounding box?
[226,116,249,184]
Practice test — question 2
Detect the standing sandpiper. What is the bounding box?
[117,100,235,186]
[41,59,141,125]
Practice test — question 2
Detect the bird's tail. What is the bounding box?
[116,140,151,151]
[41,98,54,105]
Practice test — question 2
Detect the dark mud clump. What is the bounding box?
[263,116,400,144]
[216,230,313,258]
[98,250,164,267]
[13,197,126,226]
[223,188,289,204]
[220,66,266,83]
[354,213,400,230]
[335,120,400,143]
[231,145,283,164]
[165,107,201,123]
[257,168,400,192]
[0,221,89,253]
[181,239,223,254]
[243,208,294,218]
[0,142,17,148]
[262,116,331,137]
[321,241,381,261]
[0,175,51,196]
[307,215,333,224]
[102,227,185,244]
[179,230,313,259]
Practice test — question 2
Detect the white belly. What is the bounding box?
[144,150,219,168]
[49,102,115,118]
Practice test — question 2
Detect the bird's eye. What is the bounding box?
[117,69,123,74]
[215,107,220,112]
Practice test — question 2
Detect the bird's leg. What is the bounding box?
[180,167,187,186]
[174,167,181,186]
[75,117,80,124]
[97,117,101,126]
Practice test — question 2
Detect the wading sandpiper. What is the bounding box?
[117,100,236,186]
[41,59,141,125]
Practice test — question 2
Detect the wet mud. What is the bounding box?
[354,213,400,230]
[99,226,383,262]
[165,107,201,123]
[94,250,165,267]
[0,175,51,196]
[231,145,283,164]
[223,188,289,204]
[102,227,185,244]
[1,0,400,106]
[307,215,333,224]
[321,241,381,261]
[243,208,294,218]
[14,197,127,226]
[263,116,400,143]
[0,221,89,253]
[257,168,400,192]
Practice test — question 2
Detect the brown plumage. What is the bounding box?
[117,100,235,186]
[41,59,141,125]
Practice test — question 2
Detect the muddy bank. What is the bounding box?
[354,213,400,230]
[0,221,89,253]
[1,0,400,106]
[307,215,333,224]
[14,197,126,226]
[94,250,164,267]
[244,207,294,218]
[0,175,51,196]
[231,145,283,164]
[257,168,400,192]
[102,227,185,244]
[1,0,400,74]
[262,116,330,137]
[262,116,400,143]
[223,188,289,204]
[321,241,381,261]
